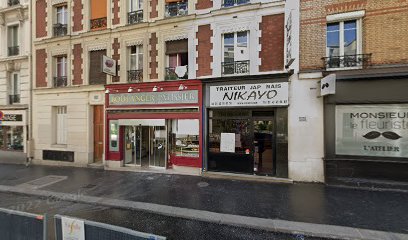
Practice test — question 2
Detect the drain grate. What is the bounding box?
[17,175,68,189]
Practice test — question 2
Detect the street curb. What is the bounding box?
[0,185,407,240]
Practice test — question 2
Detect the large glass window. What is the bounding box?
[0,126,24,151]
[169,119,199,158]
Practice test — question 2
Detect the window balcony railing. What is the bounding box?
[128,10,143,24]
[128,69,143,83]
[165,66,188,80]
[53,76,68,88]
[222,0,250,8]
[90,17,107,30]
[8,0,20,6]
[9,94,20,104]
[53,23,68,37]
[222,60,250,75]
[8,46,19,56]
[165,2,188,18]
[322,54,372,70]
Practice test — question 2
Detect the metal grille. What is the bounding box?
[0,208,45,240]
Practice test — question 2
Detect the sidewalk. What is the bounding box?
[0,163,407,239]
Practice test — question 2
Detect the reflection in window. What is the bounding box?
[0,126,24,151]
[170,119,199,158]
[109,121,119,152]
[344,20,357,56]
[326,23,340,57]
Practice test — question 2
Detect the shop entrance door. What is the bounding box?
[253,119,275,175]
[93,105,104,163]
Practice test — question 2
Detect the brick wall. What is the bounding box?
[72,44,83,85]
[112,0,120,25]
[259,14,285,72]
[196,25,213,77]
[36,49,47,88]
[35,0,47,38]
[150,0,158,18]
[73,0,83,32]
[196,0,213,10]
[149,33,158,79]
[300,0,408,71]
[112,38,120,82]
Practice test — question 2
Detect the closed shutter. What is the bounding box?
[56,106,67,144]
[89,50,107,85]
[166,39,188,55]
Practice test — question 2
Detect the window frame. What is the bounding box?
[222,31,249,63]
[7,24,19,48]
[56,5,68,25]
[55,55,68,78]
[128,45,143,71]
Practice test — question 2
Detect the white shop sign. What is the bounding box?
[336,104,408,158]
[210,82,289,107]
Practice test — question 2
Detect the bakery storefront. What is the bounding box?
[203,78,289,177]
[105,81,202,173]
[0,110,28,163]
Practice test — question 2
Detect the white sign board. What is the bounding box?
[210,82,289,107]
[320,74,336,96]
[102,55,117,76]
[336,104,408,158]
[61,216,85,240]
[220,133,235,153]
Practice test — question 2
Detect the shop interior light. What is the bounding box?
[128,87,133,93]
[105,89,110,94]
[152,86,158,92]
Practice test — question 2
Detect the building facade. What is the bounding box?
[0,0,31,164]
[300,0,408,185]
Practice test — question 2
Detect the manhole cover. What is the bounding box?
[17,175,67,189]
[197,182,209,188]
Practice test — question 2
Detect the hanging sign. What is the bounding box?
[102,55,117,76]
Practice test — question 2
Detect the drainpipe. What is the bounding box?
[27,0,33,165]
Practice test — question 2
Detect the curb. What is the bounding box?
[0,185,407,240]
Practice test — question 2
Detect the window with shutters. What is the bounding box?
[55,106,67,145]
[89,50,107,85]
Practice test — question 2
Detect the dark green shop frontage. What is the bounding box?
[202,77,290,178]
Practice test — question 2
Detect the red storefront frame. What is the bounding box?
[105,80,203,168]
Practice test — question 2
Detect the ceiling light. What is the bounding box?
[128,87,133,93]
[152,86,158,92]
[105,89,110,94]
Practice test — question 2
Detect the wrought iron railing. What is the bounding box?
[53,76,68,87]
[128,10,143,24]
[165,1,188,18]
[222,60,250,75]
[222,0,250,7]
[53,23,68,37]
[322,54,372,69]
[128,70,143,82]
[8,46,19,56]
[90,17,107,30]
[9,94,20,104]
[8,0,20,6]
[165,66,188,80]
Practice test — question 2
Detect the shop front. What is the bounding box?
[105,80,202,173]
[203,77,289,178]
[0,110,28,163]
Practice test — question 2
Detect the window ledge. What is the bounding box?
[51,144,67,148]
[326,66,363,71]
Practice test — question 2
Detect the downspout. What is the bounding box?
[27,0,33,165]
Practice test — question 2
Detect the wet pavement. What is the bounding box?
[0,164,407,235]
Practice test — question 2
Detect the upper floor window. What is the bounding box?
[128,45,143,82]
[128,0,143,24]
[7,25,19,56]
[9,73,20,105]
[165,0,188,18]
[90,0,107,30]
[8,0,20,7]
[165,39,188,80]
[222,31,249,75]
[54,5,68,37]
[54,55,68,87]
[222,0,250,8]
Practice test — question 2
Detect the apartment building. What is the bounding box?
[300,0,408,184]
[0,0,31,164]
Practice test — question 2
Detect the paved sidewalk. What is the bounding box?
[0,164,407,238]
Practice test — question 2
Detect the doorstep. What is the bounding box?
[104,165,201,176]
[202,171,293,184]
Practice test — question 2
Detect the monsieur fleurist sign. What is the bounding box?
[109,90,198,106]
[336,104,408,158]
[209,82,289,107]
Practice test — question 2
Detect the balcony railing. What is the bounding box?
[8,46,19,56]
[128,10,143,24]
[9,94,20,104]
[165,66,188,80]
[53,23,68,37]
[128,70,143,83]
[165,2,188,18]
[53,76,68,88]
[322,54,372,69]
[8,0,20,6]
[222,0,250,7]
[90,17,107,30]
[222,60,250,75]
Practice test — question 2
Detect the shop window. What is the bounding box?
[128,45,143,82]
[9,72,20,104]
[54,5,68,37]
[128,0,143,24]
[54,55,68,87]
[109,120,119,152]
[0,126,24,152]
[165,39,188,80]
[89,50,107,85]
[222,31,249,75]
[169,119,199,158]
[54,106,67,145]
[7,25,19,56]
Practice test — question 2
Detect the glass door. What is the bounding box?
[151,126,166,167]
[253,119,275,175]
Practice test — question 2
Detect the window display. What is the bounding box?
[109,121,119,152]
[0,126,24,151]
[170,119,199,158]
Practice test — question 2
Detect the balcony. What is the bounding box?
[8,0,20,6]
[8,46,19,56]
[90,17,107,30]
[165,2,188,18]
[222,60,250,75]
[322,54,372,70]
[222,0,250,8]
[53,76,68,88]
[128,70,143,83]
[9,95,20,104]
[128,10,143,24]
[53,23,68,37]
[165,66,188,80]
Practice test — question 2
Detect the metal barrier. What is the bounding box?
[0,208,46,240]
[55,214,166,240]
